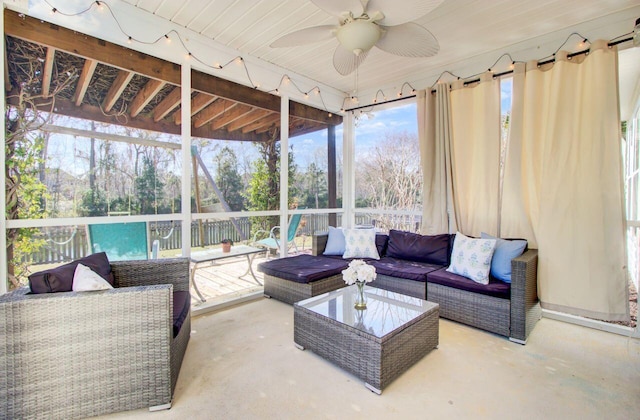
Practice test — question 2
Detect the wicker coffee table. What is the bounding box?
[294,285,439,394]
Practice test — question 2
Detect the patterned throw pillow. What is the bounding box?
[343,228,380,260]
[446,232,497,284]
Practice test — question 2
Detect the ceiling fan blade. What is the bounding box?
[333,44,369,76]
[311,0,363,19]
[366,0,444,26]
[375,23,439,57]
[270,25,337,48]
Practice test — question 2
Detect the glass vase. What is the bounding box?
[354,281,367,310]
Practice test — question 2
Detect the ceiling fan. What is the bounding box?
[271,0,444,75]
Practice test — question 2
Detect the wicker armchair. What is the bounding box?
[0,258,190,419]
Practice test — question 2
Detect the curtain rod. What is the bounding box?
[345,94,417,112]
[345,36,633,111]
[457,36,633,88]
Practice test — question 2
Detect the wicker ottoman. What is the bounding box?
[294,285,439,394]
[258,255,349,304]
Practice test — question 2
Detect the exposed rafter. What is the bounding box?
[3,9,341,142]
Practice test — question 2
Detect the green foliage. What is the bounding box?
[135,156,164,214]
[77,189,108,216]
[5,131,49,285]
[299,162,327,209]
[246,140,297,235]
[214,146,245,211]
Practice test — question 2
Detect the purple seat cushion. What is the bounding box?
[28,252,114,294]
[375,234,389,257]
[369,257,444,282]
[427,268,511,299]
[385,230,450,265]
[173,291,190,338]
[257,255,349,284]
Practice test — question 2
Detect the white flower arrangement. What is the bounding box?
[342,259,376,285]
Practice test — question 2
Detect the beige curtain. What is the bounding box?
[418,84,457,234]
[449,72,501,237]
[503,40,628,321]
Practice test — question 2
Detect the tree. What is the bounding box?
[213,146,245,211]
[300,162,327,209]
[135,155,164,214]
[246,133,297,235]
[355,131,422,230]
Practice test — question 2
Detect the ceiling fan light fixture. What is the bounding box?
[336,20,381,55]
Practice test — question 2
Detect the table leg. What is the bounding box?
[240,253,262,286]
[190,262,207,303]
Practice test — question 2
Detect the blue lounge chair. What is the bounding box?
[252,214,302,257]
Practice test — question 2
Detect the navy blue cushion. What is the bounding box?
[173,291,190,338]
[375,234,389,257]
[257,255,349,284]
[427,268,511,299]
[28,252,114,294]
[369,257,444,282]
[386,230,450,265]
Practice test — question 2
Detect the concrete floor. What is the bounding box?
[97,297,640,420]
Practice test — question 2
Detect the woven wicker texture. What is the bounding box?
[0,258,190,419]
[370,274,427,299]
[264,273,346,304]
[294,299,439,392]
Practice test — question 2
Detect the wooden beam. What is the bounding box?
[41,47,55,98]
[5,9,342,127]
[102,70,133,112]
[7,88,273,142]
[39,124,180,149]
[174,92,216,125]
[256,120,280,134]
[130,79,165,117]
[210,103,253,130]
[242,113,280,134]
[72,59,97,106]
[226,108,271,132]
[327,125,337,227]
[192,69,342,126]
[193,98,234,128]
[5,9,181,84]
[152,86,181,122]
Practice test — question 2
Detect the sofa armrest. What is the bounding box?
[111,258,190,292]
[0,284,174,417]
[509,249,541,343]
[312,233,329,256]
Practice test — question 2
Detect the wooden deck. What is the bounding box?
[188,248,312,306]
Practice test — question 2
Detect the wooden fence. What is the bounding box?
[25,213,418,265]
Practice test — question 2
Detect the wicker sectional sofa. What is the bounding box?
[0,258,191,419]
[258,230,541,344]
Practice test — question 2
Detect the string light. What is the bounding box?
[40,0,339,117]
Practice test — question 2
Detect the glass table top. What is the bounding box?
[296,285,437,338]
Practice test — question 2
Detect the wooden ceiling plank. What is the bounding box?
[72,59,97,106]
[226,108,271,132]
[130,79,166,117]
[153,86,181,122]
[193,99,235,128]
[191,68,342,126]
[210,104,253,130]
[7,87,271,142]
[102,70,134,112]
[5,10,181,85]
[242,113,280,134]
[41,47,55,98]
[174,92,217,124]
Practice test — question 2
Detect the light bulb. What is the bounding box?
[634,18,640,47]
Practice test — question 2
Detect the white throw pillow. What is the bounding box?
[72,263,114,292]
[343,228,380,260]
[446,232,497,284]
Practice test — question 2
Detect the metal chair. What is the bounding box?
[252,213,302,257]
[88,222,160,260]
